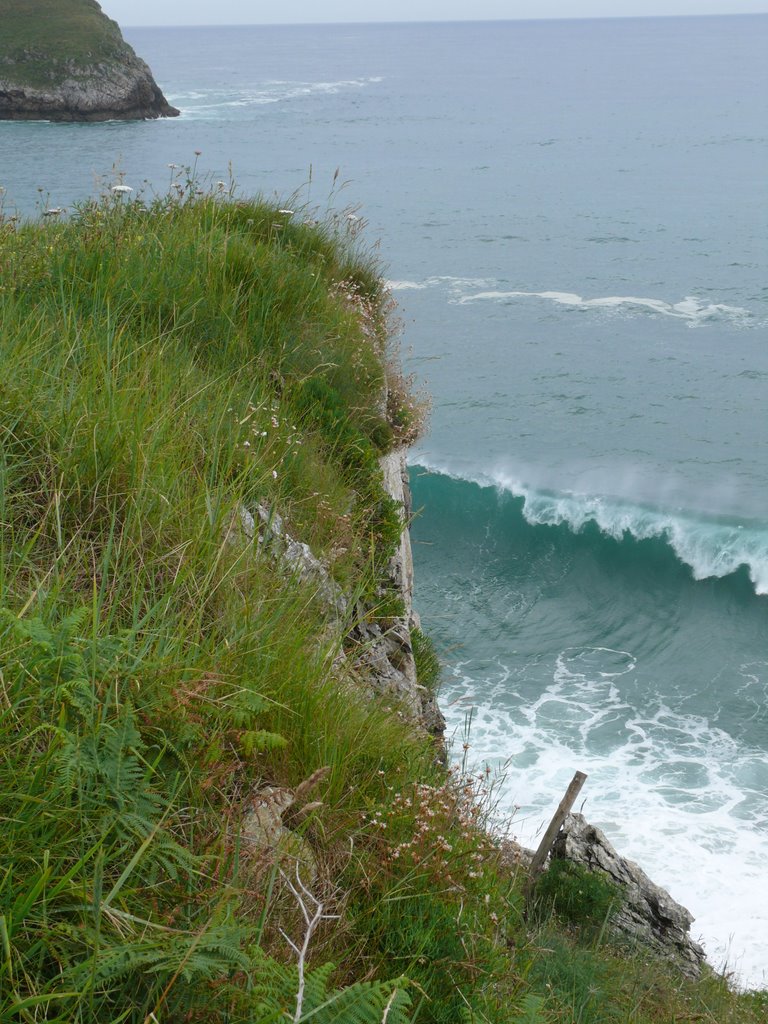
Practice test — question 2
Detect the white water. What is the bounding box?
[444,647,768,990]
[388,278,758,327]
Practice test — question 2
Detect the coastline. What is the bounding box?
[0,191,764,1019]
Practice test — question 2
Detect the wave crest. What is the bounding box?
[417,463,768,595]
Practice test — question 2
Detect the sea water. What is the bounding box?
[1,14,766,987]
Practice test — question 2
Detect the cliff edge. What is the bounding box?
[0,0,179,121]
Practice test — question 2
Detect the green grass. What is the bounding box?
[0,186,764,1022]
[0,0,134,87]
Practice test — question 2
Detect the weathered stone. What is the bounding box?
[375,450,446,741]
[240,451,445,743]
[553,813,706,978]
[240,504,348,618]
[0,61,179,121]
[240,785,317,882]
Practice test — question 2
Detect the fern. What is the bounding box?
[510,994,548,1024]
[64,922,250,989]
[239,728,288,757]
[250,952,413,1024]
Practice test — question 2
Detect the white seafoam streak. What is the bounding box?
[386,278,758,327]
[167,77,384,116]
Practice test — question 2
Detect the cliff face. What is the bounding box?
[0,0,179,121]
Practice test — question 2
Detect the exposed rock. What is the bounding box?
[0,2,179,121]
[241,504,348,619]
[239,451,445,743]
[349,450,445,740]
[0,62,179,122]
[240,769,331,882]
[379,450,418,627]
[553,813,706,978]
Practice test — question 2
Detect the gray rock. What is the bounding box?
[0,58,179,121]
[240,500,423,718]
[241,503,348,619]
[241,785,317,882]
[364,450,445,740]
[553,813,706,977]
[0,3,178,122]
[238,449,445,742]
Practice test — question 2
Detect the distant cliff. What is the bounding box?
[0,0,179,121]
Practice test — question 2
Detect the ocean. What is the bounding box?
[1,14,766,988]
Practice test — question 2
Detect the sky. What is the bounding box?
[101,1,768,27]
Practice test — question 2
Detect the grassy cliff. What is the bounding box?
[0,182,765,1022]
[1,0,127,69]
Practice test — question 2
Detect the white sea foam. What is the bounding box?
[445,648,768,989]
[414,461,768,983]
[387,276,757,326]
[172,77,383,117]
[385,280,429,291]
[387,275,495,292]
[457,289,752,325]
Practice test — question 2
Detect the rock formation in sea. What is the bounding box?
[0,0,179,122]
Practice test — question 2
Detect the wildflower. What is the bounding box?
[111,185,133,195]
[272,470,277,479]
[278,208,294,215]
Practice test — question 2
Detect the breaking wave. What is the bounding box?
[416,462,768,596]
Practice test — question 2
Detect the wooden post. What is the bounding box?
[526,770,587,885]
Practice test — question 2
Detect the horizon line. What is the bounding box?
[119,11,768,28]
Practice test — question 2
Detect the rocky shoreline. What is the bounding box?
[0,53,179,121]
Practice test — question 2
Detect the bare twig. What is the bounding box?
[381,986,399,1024]
[280,864,340,1023]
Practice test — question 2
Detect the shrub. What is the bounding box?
[536,859,622,930]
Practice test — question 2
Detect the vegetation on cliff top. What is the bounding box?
[0,1,135,84]
[0,178,765,1022]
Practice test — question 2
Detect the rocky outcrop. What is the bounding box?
[238,450,444,742]
[241,504,348,619]
[553,813,706,978]
[357,450,445,739]
[0,54,179,122]
[240,769,330,882]
[0,1,178,122]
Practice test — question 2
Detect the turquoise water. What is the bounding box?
[1,14,766,986]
